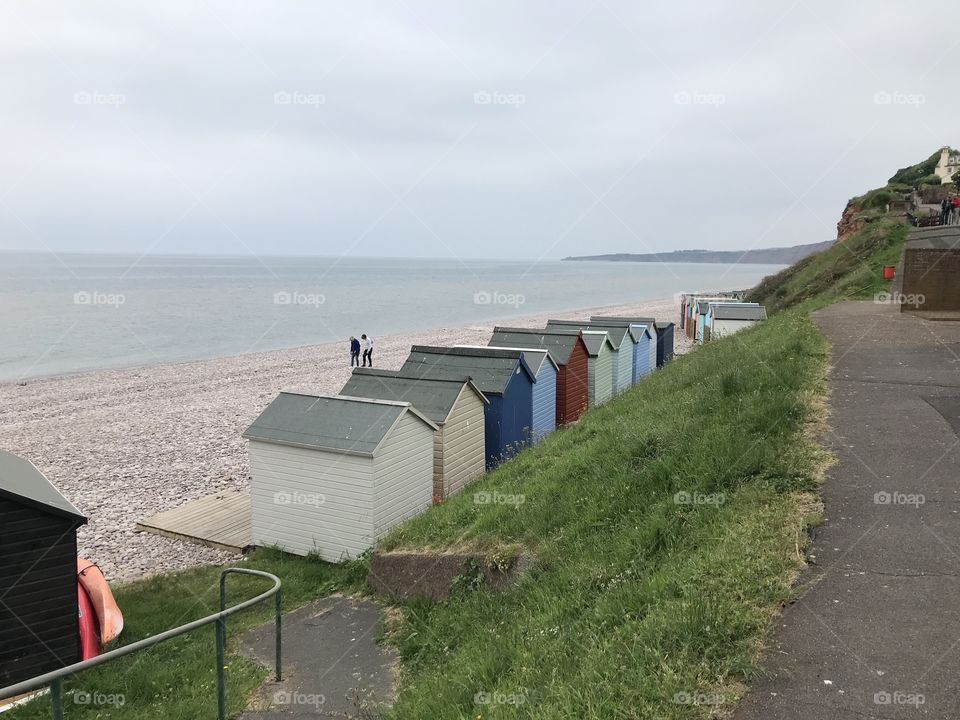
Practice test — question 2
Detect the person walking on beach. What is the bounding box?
[941,197,951,225]
[350,336,361,367]
[952,196,960,225]
[361,334,373,367]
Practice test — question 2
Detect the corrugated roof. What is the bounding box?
[243,392,436,456]
[340,369,487,425]
[0,450,86,522]
[489,327,584,365]
[455,345,559,376]
[712,305,768,320]
[654,321,675,330]
[400,346,534,396]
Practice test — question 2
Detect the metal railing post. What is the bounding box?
[274,587,282,681]
[215,616,226,720]
[50,678,63,720]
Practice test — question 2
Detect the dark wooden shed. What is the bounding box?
[489,328,590,425]
[655,322,675,366]
[0,451,86,687]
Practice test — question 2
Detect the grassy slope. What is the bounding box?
[9,213,913,719]
[747,217,907,312]
[381,311,828,719]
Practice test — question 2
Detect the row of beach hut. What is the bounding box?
[243,315,675,562]
[679,292,767,344]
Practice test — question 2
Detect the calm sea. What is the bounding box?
[0,253,783,383]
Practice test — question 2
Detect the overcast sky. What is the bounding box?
[0,2,956,260]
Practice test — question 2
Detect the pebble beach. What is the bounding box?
[0,297,690,582]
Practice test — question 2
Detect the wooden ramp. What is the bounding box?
[135,491,252,553]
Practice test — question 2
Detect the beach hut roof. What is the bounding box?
[546,319,640,348]
[402,346,536,396]
[456,345,559,375]
[489,327,586,365]
[655,321,675,330]
[712,305,768,320]
[576,330,615,356]
[590,316,655,339]
[341,369,488,426]
[0,450,86,522]
[243,392,438,456]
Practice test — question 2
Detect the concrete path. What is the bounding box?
[735,301,960,719]
[238,596,397,719]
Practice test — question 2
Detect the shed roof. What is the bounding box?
[489,327,586,365]
[401,346,535,396]
[655,321,675,330]
[0,450,86,522]
[243,392,437,456]
[545,319,634,348]
[589,316,655,339]
[340,369,487,425]
[712,305,768,320]
[455,345,559,376]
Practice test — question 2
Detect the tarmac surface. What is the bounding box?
[238,596,396,719]
[736,301,960,719]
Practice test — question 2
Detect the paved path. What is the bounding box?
[736,301,960,719]
[238,596,396,719]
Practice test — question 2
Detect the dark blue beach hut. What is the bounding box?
[466,345,558,442]
[401,346,536,469]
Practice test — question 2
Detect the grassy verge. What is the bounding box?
[381,309,829,718]
[6,309,834,720]
[5,550,366,720]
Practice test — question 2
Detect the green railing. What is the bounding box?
[0,568,282,720]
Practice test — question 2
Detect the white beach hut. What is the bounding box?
[243,392,437,562]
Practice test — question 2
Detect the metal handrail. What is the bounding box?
[0,567,282,720]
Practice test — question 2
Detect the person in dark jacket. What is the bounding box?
[350,336,361,367]
[942,197,951,225]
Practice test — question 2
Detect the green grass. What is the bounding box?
[380,310,828,718]
[747,216,908,312]
[6,550,366,720]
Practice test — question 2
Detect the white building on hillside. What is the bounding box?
[934,147,960,184]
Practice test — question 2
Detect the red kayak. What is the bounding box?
[77,581,100,660]
[76,559,123,659]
